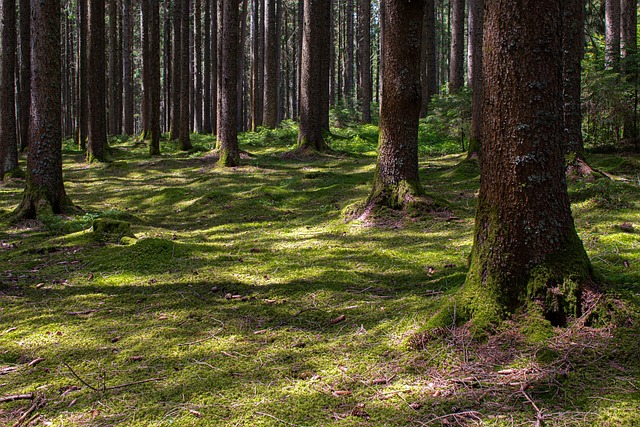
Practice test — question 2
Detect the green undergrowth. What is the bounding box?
[0,132,639,426]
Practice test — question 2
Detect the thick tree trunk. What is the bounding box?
[448,0,464,93]
[0,0,19,178]
[365,0,424,210]
[467,0,483,158]
[262,0,278,128]
[15,0,72,218]
[18,0,29,152]
[604,0,620,70]
[297,0,331,152]
[170,0,182,141]
[357,0,371,123]
[87,0,108,162]
[218,0,239,166]
[458,0,592,331]
[179,0,192,150]
[123,0,134,135]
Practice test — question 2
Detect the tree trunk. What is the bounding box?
[141,0,151,139]
[419,0,436,117]
[365,0,424,210]
[195,0,203,133]
[123,0,134,135]
[179,0,192,150]
[467,0,483,157]
[238,0,248,131]
[15,0,72,218]
[77,0,88,149]
[262,0,278,127]
[621,0,638,140]
[344,0,354,105]
[108,0,119,135]
[357,0,371,123]
[170,0,182,141]
[144,0,161,155]
[212,0,218,135]
[297,0,331,152]
[458,0,592,331]
[87,0,108,162]
[250,0,262,129]
[18,0,29,152]
[218,0,239,166]
[203,0,212,133]
[448,0,464,92]
[604,0,620,70]
[0,0,19,178]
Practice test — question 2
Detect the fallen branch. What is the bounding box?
[11,394,44,427]
[105,377,165,391]
[521,390,545,427]
[0,366,18,375]
[66,309,98,316]
[62,362,98,392]
[0,394,34,403]
[418,410,482,425]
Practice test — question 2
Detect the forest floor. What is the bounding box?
[1,126,640,426]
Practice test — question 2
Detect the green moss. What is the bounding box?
[91,218,135,242]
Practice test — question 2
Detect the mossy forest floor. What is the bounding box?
[1,126,640,426]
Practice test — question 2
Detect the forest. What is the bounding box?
[0,0,639,425]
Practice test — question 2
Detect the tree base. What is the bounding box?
[1,167,26,181]
[12,191,79,222]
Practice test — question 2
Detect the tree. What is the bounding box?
[14,0,73,218]
[621,0,638,140]
[263,0,278,128]
[357,0,371,123]
[364,0,425,210]
[179,0,192,150]
[87,0,108,162]
[0,0,19,179]
[203,0,212,133]
[297,0,331,152]
[419,0,436,118]
[108,0,120,135]
[170,0,182,141]
[604,0,620,70]
[448,0,465,93]
[77,0,88,149]
[452,0,593,330]
[143,0,161,155]
[250,0,263,129]
[123,0,134,135]
[467,0,483,158]
[195,0,203,133]
[18,0,29,152]
[344,0,354,104]
[218,0,240,166]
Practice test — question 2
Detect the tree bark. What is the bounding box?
[250,0,263,129]
[419,0,436,117]
[604,0,620,70]
[357,0,371,123]
[144,0,161,155]
[87,0,108,162]
[297,0,331,152]
[0,0,19,178]
[203,0,212,133]
[458,0,592,331]
[170,0,182,141]
[262,0,278,127]
[467,0,483,157]
[18,0,29,152]
[448,0,465,92]
[15,0,72,218]
[621,0,638,140]
[123,0,134,135]
[212,0,218,135]
[141,0,150,139]
[108,0,119,135]
[195,0,203,132]
[179,0,192,150]
[218,0,239,166]
[344,0,354,105]
[365,0,424,210]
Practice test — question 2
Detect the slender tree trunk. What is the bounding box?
[621,0,638,140]
[212,0,218,135]
[0,0,19,178]
[365,0,425,210]
[170,0,182,141]
[77,0,88,149]
[357,0,371,123]
[344,0,354,105]
[448,0,464,92]
[250,0,260,129]
[203,0,212,133]
[604,0,620,70]
[458,0,592,331]
[298,0,331,151]
[467,0,483,157]
[15,0,72,218]
[108,0,118,135]
[123,0,134,135]
[143,0,161,155]
[238,0,248,131]
[262,0,278,127]
[163,0,171,132]
[419,0,436,117]
[87,0,108,162]
[179,0,192,149]
[195,0,203,132]
[218,0,239,166]
[18,0,30,152]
